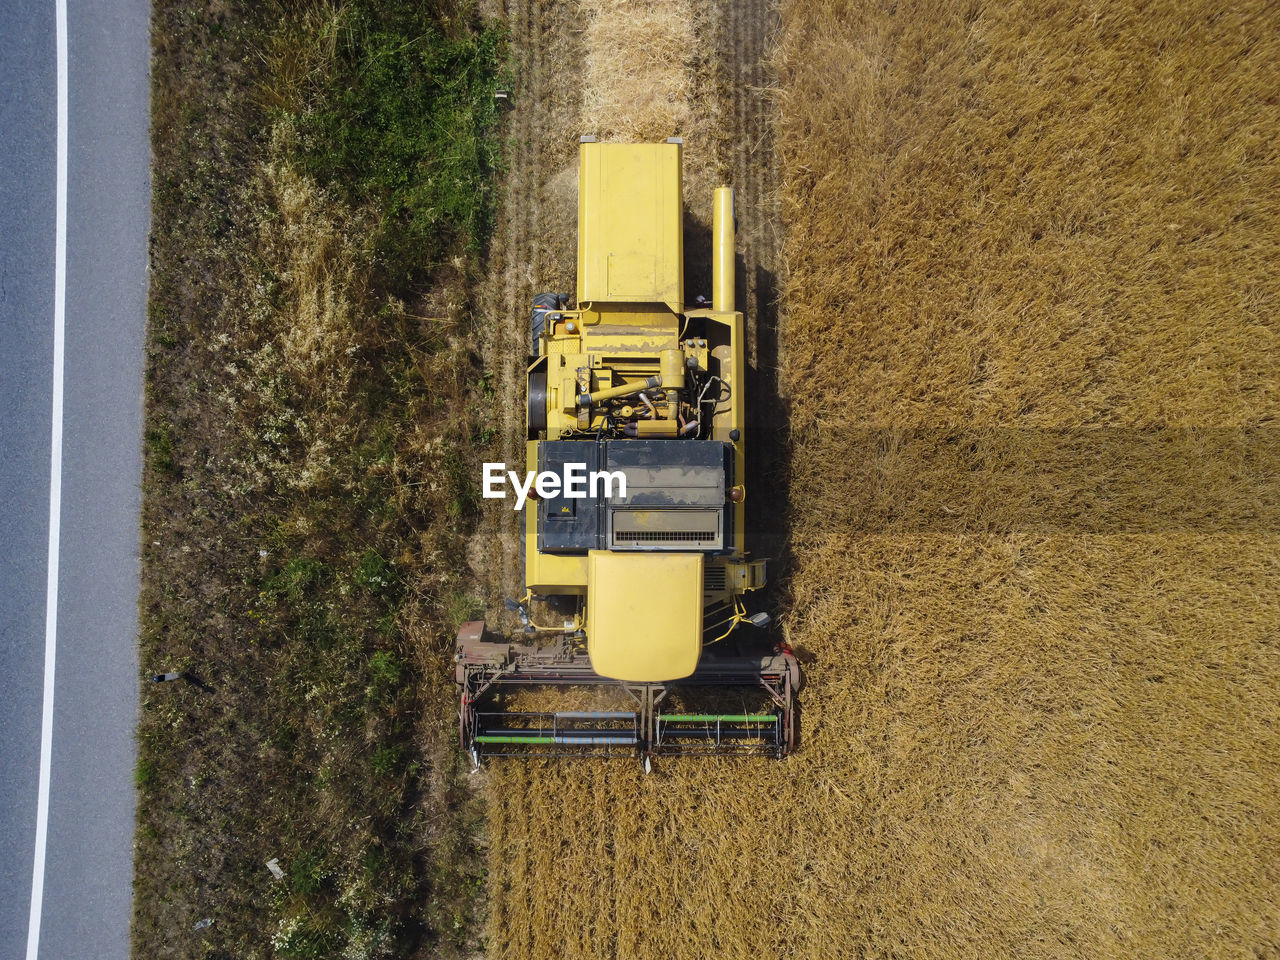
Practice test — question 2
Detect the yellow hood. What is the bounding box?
[586,551,702,682]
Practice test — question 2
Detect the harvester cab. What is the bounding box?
[455,137,800,766]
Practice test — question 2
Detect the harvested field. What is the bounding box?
[476,1,1280,959]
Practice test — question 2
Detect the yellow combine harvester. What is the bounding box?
[455,137,800,766]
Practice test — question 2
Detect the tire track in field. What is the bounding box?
[716,0,792,571]
[719,0,783,357]
[472,0,585,942]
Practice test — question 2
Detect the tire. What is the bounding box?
[531,292,562,356]
[527,370,548,437]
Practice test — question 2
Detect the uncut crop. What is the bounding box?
[482,2,1280,959]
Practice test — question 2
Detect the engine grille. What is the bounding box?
[703,565,727,592]
[609,506,724,551]
[614,530,717,545]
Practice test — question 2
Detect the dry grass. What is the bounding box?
[267,152,367,381]
[133,3,500,956]
[576,0,725,208]
[480,1,1280,958]
[579,0,696,141]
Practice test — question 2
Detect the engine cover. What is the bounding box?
[537,439,732,553]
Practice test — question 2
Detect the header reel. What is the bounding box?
[455,621,799,769]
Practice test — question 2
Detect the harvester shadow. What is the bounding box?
[745,261,794,600]
[688,217,803,748]
[683,214,713,302]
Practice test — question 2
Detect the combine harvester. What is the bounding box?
[455,137,799,768]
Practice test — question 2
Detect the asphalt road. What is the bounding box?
[0,1,149,957]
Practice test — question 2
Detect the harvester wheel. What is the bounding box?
[527,370,548,437]
[530,292,562,355]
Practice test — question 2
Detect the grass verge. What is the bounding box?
[133,2,503,957]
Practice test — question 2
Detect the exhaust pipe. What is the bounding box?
[712,186,735,313]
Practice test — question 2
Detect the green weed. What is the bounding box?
[144,420,177,476]
[286,2,504,289]
[134,758,156,788]
[365,650,403,701]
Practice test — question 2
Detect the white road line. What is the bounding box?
[27,0,68,957]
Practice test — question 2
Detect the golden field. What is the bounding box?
[480,1,1280,958]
